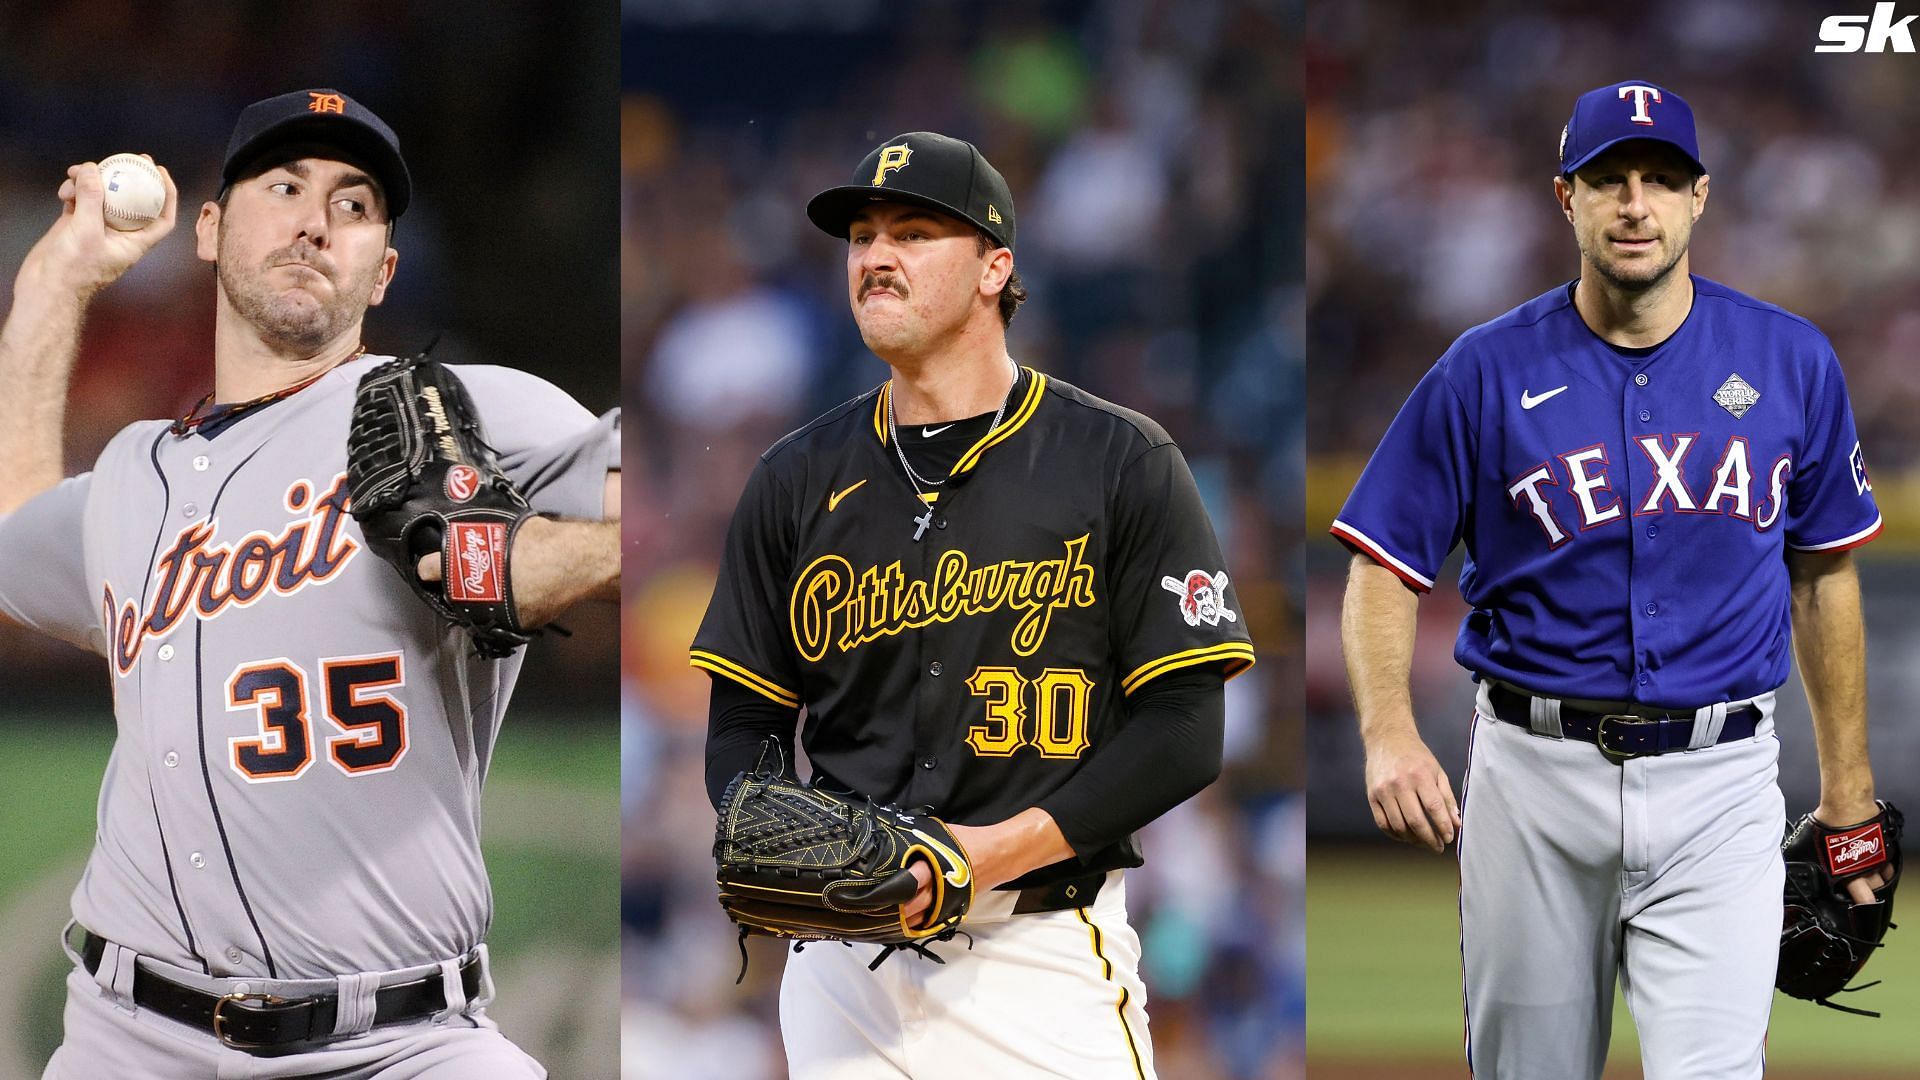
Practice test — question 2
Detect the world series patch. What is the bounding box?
[1713,373,1760,419]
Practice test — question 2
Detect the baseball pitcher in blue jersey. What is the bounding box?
[1334,81,1893,1078]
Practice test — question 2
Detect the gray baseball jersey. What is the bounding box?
[0,354,617,981]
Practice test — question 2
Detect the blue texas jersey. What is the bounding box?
[1333,276,1880,708]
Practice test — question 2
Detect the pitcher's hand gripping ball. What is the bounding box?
[98,153,166,231]
[1779,801,1903,1015]
[347,351,536,658]
[714,742,974,974]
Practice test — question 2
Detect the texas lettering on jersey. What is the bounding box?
[1333,277,1882,706]
[1507,432,1806,546]
[105,473,358,675]
[789,534,1098,662]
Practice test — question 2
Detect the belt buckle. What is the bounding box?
[1594,713,1652,760]
[211,991,289,1051]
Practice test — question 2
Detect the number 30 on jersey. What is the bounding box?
[964,666,1095,759]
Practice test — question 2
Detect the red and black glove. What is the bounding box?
[1778,801,1902,1016]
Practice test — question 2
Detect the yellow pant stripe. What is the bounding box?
[1076,906,1146,1080]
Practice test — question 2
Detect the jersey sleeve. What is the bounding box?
[1107,443,1256,696]
[448,364,619,519]
[1784,347,1881,552]
[689,458,804,708]
[0,474,101,654]
[1328,362,1475,591]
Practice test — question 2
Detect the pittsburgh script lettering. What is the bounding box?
[790,535,1098,661]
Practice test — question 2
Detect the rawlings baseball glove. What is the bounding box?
[714,742,973,977]
[347,350,536,659]
[1778,800,1902,1016]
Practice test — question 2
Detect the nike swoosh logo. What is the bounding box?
[827,479,868,512]
[912,828,972,888]
[921,424,954,437]
[1521,386,1569,410]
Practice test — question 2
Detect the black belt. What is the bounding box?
[80,929,482,1052]
[1487,685,1758,759]
[1011,871,1108,914]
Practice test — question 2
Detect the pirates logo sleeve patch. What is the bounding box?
[1161,569,1237,628]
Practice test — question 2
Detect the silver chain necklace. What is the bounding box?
[886,356,1021,541]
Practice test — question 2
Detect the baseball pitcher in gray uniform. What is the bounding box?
[0,90,620,1078]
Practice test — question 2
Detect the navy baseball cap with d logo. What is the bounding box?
[807,132,1015,252]
[221,89,412,219]
[1558,81,1705,178]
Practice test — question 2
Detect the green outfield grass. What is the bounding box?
[0,726,116,891]
[1307,846,1920,1073]
[0,716,618,1077]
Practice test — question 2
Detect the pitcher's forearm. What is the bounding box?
[1789,550,1874,819]
[0,159,180,515]
[0,285,88,512]
[511,517,620,625]
[1342,554,1423,743]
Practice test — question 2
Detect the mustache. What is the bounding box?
[268,242,335,278]
[860,273,908,301]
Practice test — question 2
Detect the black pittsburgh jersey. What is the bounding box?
[691,368,1255,884]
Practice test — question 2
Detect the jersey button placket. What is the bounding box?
[910,519,945,803]
[1623,376,1653,697]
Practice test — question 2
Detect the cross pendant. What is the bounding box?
[912,507,935,542]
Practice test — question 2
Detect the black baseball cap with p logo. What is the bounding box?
[807,132,1015,252]
[221,88,412,219]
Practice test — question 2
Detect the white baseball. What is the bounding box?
[98,153,166,232]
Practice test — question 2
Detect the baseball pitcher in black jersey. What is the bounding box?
[692,131,1255,1079]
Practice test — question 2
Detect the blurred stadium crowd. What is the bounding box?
[1309,0,1920,466]
[619,0,1303,1076]
[0,2,619,707]
[1305,0,1920,832]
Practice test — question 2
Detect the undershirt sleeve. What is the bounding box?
[1034,667,1225,856]
[704,673,802,810]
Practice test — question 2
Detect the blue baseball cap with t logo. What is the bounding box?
[1558,80,1705,178]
